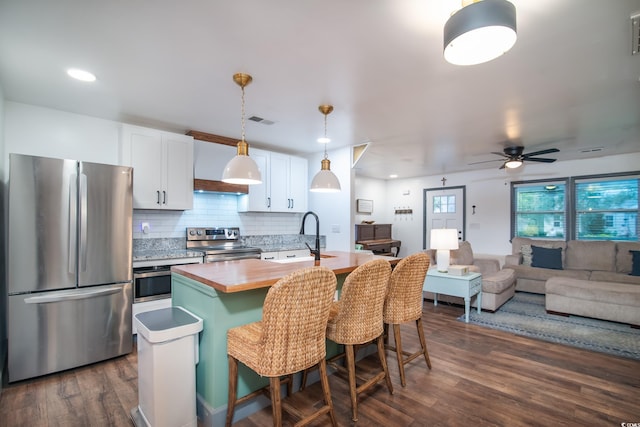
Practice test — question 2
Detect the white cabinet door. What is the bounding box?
[288,155,308,213]
[238,149,308,213]
[121,124,193,210]
[126,127,164,208]
[238,148,270,212]
[269,152,289,212]
[163,134,193,210]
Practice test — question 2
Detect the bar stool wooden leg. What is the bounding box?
[416,318,432,369]
[319,358,338,426]
[345,344,359,422]
[269,377,283,426]
[377,335,394,394]
[392,323,407,387]
[226,356,239,427]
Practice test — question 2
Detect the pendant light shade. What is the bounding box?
[221,73,262,185]
[444,0,517,66]
[310,105,341,193]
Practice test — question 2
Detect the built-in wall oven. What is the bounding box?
[133,257,202,303]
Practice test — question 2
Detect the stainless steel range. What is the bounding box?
[186,227,261,262]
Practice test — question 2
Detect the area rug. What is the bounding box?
[460,292,640,360]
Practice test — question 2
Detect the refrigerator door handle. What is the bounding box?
[69,175,77,274]
[79,173,88,272]
[24,285,123,304]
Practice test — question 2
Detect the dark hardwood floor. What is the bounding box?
[2,300,639,426]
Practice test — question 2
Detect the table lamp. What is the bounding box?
[430,228,459,272]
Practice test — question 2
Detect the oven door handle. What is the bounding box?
[133,269,171,279]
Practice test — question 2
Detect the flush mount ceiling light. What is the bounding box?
[66,68,96,82]
[310,105,341,193]
[444,0,517,66]
[222,73,262,185]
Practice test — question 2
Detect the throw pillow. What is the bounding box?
[520,244,533,266]
[630,250,640,276]
[531,245,563,270]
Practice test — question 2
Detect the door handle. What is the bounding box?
[79,173,88,272]
[163,190,166,204]
[68,175,77,274]
[24,285,123,304]
[267,197,271,208]
[157,190,161,204]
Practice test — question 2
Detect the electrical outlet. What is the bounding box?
[141,222,150,234]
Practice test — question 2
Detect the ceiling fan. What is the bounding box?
[491,146,560,169]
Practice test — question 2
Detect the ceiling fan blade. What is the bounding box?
[525,157,557,163]
[498,162,506,170]
[468,158,503,165]
[522,148,559,158]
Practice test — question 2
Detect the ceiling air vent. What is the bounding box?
[632,12,640,55]
[248,116,275,125]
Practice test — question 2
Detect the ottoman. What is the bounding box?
[472,268,516,312]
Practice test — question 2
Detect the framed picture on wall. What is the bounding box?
[356,199,373,214]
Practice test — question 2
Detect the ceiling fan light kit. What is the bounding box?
[444,0,517,66]
[222,73,263,185]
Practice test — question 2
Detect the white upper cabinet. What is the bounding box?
[120,124,194,210]
[238,148,308,213]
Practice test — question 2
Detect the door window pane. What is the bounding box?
[433,195,456,213]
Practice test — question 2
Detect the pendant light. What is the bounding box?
[444,0,517,66]
[310,105,341,193]
[221,73,262,185]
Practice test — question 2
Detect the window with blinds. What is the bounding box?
[512,181,567,239]
[574,177,638,240]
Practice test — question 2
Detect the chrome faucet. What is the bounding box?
[300,211,320,261]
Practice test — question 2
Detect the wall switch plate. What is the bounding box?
[331,224,340,233]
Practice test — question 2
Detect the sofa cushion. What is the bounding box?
[482,268,516,293]
[565,240,616,272]
[511,237,567,264]
[508,264,590,282]
[531,246,563,270]
[450,241,474,265]
[590,270,640,285]
[631,251,640,276]
[615,242,640,273]
[546,277,640,307]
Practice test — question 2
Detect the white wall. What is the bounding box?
[3,102,121,176]
[354,176,388,224]
[0,85,7,394]
[307,146,353,251]
[383,152,640,259]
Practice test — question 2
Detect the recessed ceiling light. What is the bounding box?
[389,174,398,178]
[67,68,96,82]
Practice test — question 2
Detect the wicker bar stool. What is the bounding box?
[383,252,431,387]
[225,266,338,427]
[324,259,394,422]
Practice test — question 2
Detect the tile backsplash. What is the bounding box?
[132,192,304,239]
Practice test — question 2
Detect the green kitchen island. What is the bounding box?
[170,251,399,426]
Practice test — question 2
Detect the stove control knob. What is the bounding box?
[189,229,196,236]
[197,230,203,236]
[232,230,238,237]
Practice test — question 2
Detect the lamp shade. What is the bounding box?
[221,142,262,185]
[444,0,517,66]
[430,228,459,250]
[310,159,341,193]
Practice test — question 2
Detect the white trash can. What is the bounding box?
[132,306,203,427]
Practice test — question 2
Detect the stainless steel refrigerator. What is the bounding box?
[7,153,134,382]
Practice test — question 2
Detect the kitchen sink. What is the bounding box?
[269,255,336,264]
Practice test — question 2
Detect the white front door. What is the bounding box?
[424,186,465,248]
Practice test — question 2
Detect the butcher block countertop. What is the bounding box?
[171,251,399,293]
